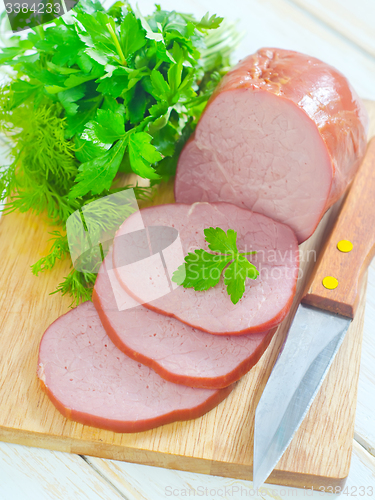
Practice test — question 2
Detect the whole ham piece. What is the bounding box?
[113,202,299,335]
[93,250,276,389]
[174,48,369,243]
[37,301,233,433]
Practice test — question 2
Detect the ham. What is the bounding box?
[174,48,369,243]
[37,301,233,433]
[93,250,276,389]
[112,202,299,335]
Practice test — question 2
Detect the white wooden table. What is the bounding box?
[1,0,375,498]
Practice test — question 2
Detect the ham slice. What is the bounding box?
[174,48,369,243]
[112,202,299,335]
[93,250,276,389]
[37,301,233,433]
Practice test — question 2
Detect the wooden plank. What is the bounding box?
[84,456,325,499]
[0,438,372,500]
[354,263,375,456]
[0,104,373,489]
[288,0,375,58]
[0,441,126,500]
[137,0,375,99]
[84,440,375,499]
[347,441,375,490]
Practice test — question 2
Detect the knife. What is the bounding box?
[253,137,375,488]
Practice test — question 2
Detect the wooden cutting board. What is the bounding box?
[0,101,374,491]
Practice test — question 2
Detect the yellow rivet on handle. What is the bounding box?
[337,239,353,252]
[322,276,339,290]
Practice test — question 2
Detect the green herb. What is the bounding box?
[50,268,97,305]
[0,2,242,303]
[172,227,259,304]
[0,94,79,225]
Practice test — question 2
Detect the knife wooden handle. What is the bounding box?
[302,137,375,318]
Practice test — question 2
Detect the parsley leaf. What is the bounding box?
[76,11,120,63]
[151,122,176,156]
[224,254,259,304]
[65,95,102,138]
[69,137,127,198]
[58,86,86,116]
[172,227,259,304]
[128,132,161,179]
[150,69,170,100]
[127,84,148,124]
[196,13,224,30]
[120,12,147,58]
[10,81,42,109]
[96,72,129,97]
[74,132,111,163]
[173,250,232,290]
[204,226,238,254]
[91,108,125,143]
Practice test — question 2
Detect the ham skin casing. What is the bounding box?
[37,302,233,433]
[175,48,369,243]
[93,250,276,389]
[112,202,299,336]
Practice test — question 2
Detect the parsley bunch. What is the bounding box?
[172,227,259,304]
[0,1,241,304]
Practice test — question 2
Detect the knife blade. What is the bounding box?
[253,137,375,488]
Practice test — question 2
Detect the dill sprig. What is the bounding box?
[31,231,70,275]
[0,89,79,224]
[50,268,97,307]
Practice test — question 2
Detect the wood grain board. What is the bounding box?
[355,265,375,457]
[0,441,125,500]
[0,101,374,490]
[288,0,375,58]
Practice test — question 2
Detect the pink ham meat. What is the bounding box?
[93,250,276,389]
[175,48,369,243]
[112,202,299,336]
[37,301,233,433]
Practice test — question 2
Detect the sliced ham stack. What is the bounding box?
[93,250,276,389]
[113,202,299,335]
[38,301,233,433]
[38,202,297,432]
[174,48,368,243]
